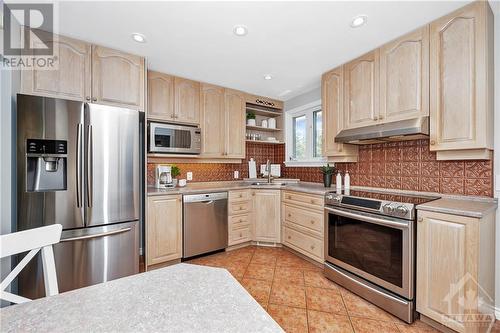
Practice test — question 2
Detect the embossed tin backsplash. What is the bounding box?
[148,139,493,197]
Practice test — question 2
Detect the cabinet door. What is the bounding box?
[147,71,175,121]
[225,89,246,158]
[344,50,380,129]
[92,45,145,110]
[147,195,182,266]
[21,30,91,101]
[416,211,478,333]
[322,67,358,161]
[253,190,280,243]
[429,1,493,153]
[380,26,429,123]
[200,84,225,157]
[174,77,200,124]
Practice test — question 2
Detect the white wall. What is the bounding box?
[284,86,321,111]
[490,0,500,319]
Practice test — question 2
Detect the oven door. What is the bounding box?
[324,206,413,299]
[149,123,200,154]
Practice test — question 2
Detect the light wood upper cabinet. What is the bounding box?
[201,84,225,157]
[225,89,246,158]
[147,195,182,266]
[416,209,495,333]
[429,1,493,160]
[253,190,280,243]
[92,45,145,110]
[344,50,380,129]
[174,77,200,124]
[21,31,91,101]
[322,66,358,162]
[147,71,175,121]
[380,26,429,123]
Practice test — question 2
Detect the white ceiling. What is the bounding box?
[53,0,473,100]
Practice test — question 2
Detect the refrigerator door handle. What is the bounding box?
[86,124,93,208]
[76,123,83,207]
[60,227,132,242]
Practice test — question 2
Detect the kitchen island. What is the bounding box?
[0,264,283,333]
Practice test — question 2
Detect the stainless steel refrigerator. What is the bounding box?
[16,94,140,299]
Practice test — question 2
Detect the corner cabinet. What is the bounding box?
[21,31,91,102]
[147,71,175,122]
[146,195,183,267]
[252,190,281,243]
[322,66,358,162]
[429,1,494,160]
[91,46,145,110]
[174,77,200,124]
[416,210,495,333]
[379,26,429,123]
[343,50,380,130]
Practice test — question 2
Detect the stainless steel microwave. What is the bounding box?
[148,122,201,154]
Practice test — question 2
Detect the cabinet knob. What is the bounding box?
[418,217,423,223]
[310,245,315,250]
[92,97,97,102]
[378,114,384,119]
[287,236,291,240]
[239,219,243,223]
[85,96,91,101]
[430,140,436,145]
[239,232,243,237]
[239,206,243,210]
[310,199,315,204]
[287,196,291,199]
[310,220,315,224]
[288,213,291,217]
[373,116,378,120]
[239,194,243,198]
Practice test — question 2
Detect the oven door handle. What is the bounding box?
[325,207,410,229]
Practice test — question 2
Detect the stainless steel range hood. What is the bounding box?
[335,117,429,144]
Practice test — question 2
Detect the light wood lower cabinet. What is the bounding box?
[228,190,253,246]
[252,190,281,243]
[416,210,495,333]
[282,191,324,263]
[147,195,182,266]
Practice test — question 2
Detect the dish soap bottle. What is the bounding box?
[336,172,342,191]
[344,171,350,190]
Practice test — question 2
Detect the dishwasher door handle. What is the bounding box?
[199,200,214,205]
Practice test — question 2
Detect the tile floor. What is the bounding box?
[188,245,449,333]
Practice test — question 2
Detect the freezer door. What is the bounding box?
[16,94,85,231]
[85,104,140,226]
[18,221,139,299]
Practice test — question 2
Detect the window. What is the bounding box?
[286,100,325,166]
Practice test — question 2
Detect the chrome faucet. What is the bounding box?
[265,159,273,183]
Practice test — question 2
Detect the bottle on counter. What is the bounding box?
[336,172,342,191]
[344,171,350,190]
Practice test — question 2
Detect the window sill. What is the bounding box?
[284,160,327,168]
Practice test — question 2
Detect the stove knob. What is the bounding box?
[326,194,334,200]
[395,205,409,216]
[383,204,394,214]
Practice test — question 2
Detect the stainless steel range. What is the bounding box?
[323,189,439,323]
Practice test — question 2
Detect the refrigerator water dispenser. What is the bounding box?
[26,139,68,192]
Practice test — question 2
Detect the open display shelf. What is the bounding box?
[246,102,284,143]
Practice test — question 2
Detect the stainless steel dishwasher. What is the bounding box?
[183,192,228,258]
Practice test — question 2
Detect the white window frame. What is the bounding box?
[285,99,326,167]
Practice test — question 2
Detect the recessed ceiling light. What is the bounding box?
[131,33,146,43]
[350,15,368,28]
[233,25,248,36]
[264,74,273,80]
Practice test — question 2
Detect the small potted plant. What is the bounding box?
[246,112,256,126]
[170,165,181,187]
[320,163,336,188]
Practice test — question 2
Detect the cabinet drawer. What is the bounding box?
[283,191,323,209]
[229,225,252,245]
[229,214,251,229]
[229,201,251,215]
[229,190,251,202]
[284,205,323,234]
[283,226,323,262]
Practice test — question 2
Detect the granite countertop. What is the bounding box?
[0,264,283,333]
[416,197,497,218]
[148,180,331,196]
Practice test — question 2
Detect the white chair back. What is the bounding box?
[0,224,62,304]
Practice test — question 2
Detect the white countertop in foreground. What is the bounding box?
[0,264,283,333]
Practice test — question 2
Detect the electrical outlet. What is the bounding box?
[186,172,193,181]
[234,170,239,179]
